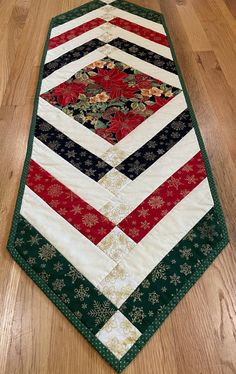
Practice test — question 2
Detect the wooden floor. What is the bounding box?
[0,0,236,373]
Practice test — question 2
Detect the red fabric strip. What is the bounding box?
[110,17,169,47]
[118,151,206,242]
[26,159,115,244]
[48,18,105,50]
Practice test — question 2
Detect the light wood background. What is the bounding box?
[0,0,236,373]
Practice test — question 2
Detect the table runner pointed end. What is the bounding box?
[7,0,228,372]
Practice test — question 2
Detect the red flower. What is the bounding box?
[91,68,128,90]
[95,128,115,144]
[135,73,154,89]
[51,81,86,106]
[108,111,144,141]
[146,96,172,112]
[40,92,56,105]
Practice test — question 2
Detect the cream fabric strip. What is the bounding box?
[40,49,106,93]
[38,98,111,159]
[21,186,116,286]
[32,137,114,210]
[108,47,182,89]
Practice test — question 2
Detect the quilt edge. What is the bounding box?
[6,1,229,373]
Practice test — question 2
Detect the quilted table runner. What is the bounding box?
[8,0,228,372]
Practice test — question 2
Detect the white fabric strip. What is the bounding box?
[98,178,214,307]
[118,129,199,208]
[46,26,106,63]
[100,129,199,224]
[21,186,116,286]
[101,24,172,60]
[38,98,111,159]
[103,92,187,163]
[107,6,166,35]
[32,138,114,210]
[50,6,108,38]
[109,47,182,89]
[41,49,106,93]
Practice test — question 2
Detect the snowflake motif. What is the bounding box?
[74,310,83,319]
[47,184,63,197]
[180,263,192,276]
[199,223,218,241]
[148,195,164,209]
[28,234,41,246]
[138,207,149,218]
[200,244,212,256]
[130,288,143,302]
[60,293,70,304]
[15,237,24,247]
[52,278,65,291]
[66,264,84,283]
[169,273,181,286]
[167,176,182,190]
[184,229,197,242]
[38,244,56,262]
[179,247,193,260]
[129,306,145,324]
[141,279,151,289]
[148,291,160,305]
[74,285,90,301]
[152,263,170,282]
[82,213,98,227]
[89,300,115,326]
[53,261,63,272]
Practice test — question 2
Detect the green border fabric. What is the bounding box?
[7,0,228,372]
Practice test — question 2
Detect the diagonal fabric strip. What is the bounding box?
[7,0,228,373]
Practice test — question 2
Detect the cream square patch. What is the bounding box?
[97,227,135,262]
[101,147,128,167]
[99,196,132,224]
[98,168,131,195]
[96,311,141,359]
[97,263,137,307]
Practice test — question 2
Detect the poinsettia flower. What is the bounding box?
[108,111,145,141]
[95,128,115,144]
[52,81,86,106]
[40,92,56,104]
[146,96,172,112]
[91,68,128,90]
[135,73,155,89]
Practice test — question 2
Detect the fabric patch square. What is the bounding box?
[96,311,141,359]
[98,168,131,195]
[97,227,135,262]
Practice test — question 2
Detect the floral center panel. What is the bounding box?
[41,58,180,144]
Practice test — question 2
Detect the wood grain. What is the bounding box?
[0,0,236,373]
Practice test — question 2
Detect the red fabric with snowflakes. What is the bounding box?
[48,18,105,50]
[26,160,115,244]
[118,151,207,242]
[110,17,169,47]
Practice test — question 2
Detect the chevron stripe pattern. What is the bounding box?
[8,0,228,372]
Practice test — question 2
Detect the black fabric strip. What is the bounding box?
[109,38,177,75]
[43,39,105,78]
[116,109,193,180]
[34,115,112,181]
